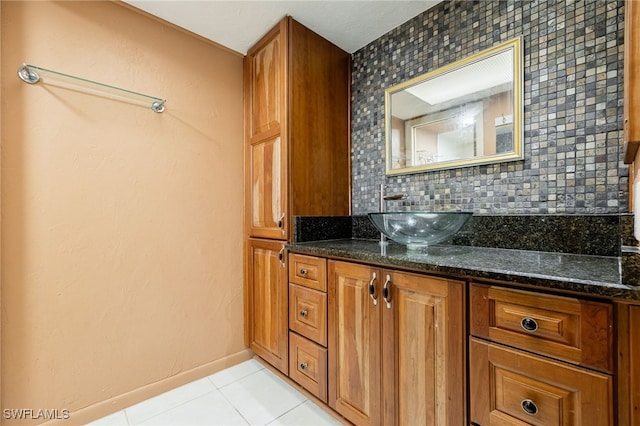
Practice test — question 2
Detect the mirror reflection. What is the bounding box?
[386,37,523,175]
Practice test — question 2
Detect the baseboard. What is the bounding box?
[43,348,254,425]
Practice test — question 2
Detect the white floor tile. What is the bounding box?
[138,390,248,426]
[126,378,215,424]
[86,410,129,425]
[208,359,265,389]
[89,360,343,426]
[219,369,307,426]
[268,401,343,426]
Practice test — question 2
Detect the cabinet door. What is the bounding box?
[245,21,285,140]
[244,20,288,240]
[246,238,288,374]
[247,135,287,239]
[381,271,466,426]
[328,261,382,425]
[617,303,640,425]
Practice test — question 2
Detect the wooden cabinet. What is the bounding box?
[327,260,466,425]
[469,283,614,425]
[616,303,640,425]
[381,270,466,426]
[624,0,640,164]
[243,17,350,375]
[470,338,613,426]
[245,238,289,374]
[289,284,327,346]
[288,254,329,402]
[245,21,288,240]
[470,283,613,373]
[328,261,382,424]
[244,17,351,240]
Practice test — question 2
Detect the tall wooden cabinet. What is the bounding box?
[243,17,351,374]
[327,260,466,425]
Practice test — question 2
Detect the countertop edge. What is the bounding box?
[286,240,640,301]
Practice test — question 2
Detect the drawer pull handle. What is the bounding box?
[521,317,538,332]
[299,310,308,318]
[299,268,308,276]
[521,399,538,415]
[300,362,308,370]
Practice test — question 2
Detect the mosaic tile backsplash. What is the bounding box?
[351,0,627,215]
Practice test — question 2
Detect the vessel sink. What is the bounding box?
[368,211,472,250]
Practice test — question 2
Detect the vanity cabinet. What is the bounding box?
[243,16,351,374]
[469,283,614,425]
[327,260,466,425]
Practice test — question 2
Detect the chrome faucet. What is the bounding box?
[379,184,408,246]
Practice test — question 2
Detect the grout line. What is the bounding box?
[265,400,308,426]
[208,362,266,390]
[216,386,252,425]
[123,409,132,425]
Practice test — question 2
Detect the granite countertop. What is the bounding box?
[287,239,640,301]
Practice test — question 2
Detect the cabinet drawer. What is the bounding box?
[470,283,613,372]
[289,284,327,346]
[289,254,327,291]
[289,332,328,403]
[469,337,613,426]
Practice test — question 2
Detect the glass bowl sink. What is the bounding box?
[368,211,472,250]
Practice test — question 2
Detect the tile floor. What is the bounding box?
[88,359,344,426]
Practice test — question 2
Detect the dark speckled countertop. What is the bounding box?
[287,239,640,301]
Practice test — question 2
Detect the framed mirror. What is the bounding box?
[385,37,523,175]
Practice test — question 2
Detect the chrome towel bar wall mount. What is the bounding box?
[17,63,166,113]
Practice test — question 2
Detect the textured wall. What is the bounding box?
[351,0,626,215]
[1,1,247,423]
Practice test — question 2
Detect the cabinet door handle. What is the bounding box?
[383,274,392,309]
[299,309,308,318]
[521,399,538,415]
[300,362,308,370]
[299,268,308,276]
[369,272,378,306]
[521,317,538,332]
[277,213,285,232]
[278,246,286,268]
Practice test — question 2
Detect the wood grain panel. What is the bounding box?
[624,0,640,162]
[247,21,284,139]
[289,332,328,403]
[289,253,327,291]
[289,284,327,346]
[469,338,613,426]
[246,239,288,374]
[328,261,381,425]
[382,271,466,426]
[616,303,640,426]
[288,18,351,219]
[247,135,287,240]
[470,283,613,372]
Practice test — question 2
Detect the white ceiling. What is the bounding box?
[123,1,440,55]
